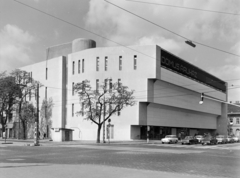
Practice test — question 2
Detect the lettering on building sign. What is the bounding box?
[161,50,226,92]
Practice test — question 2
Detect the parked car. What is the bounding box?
[202,136,218,145]
[182,136,199,145]
[161,135,178,144]
[195,135,204,143]
[216,135,227,144]
[226,136,235,143]
[232,136,240,142]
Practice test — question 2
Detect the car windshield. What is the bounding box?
[216,135,224,138]
[165,135,175,138]
[195,135,203,138]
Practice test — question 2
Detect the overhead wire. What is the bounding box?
[105,0,240,58]
[126,0,240,16]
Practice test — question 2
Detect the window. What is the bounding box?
[107,124,114,139]
[72,104,74,117]
[109,79,112,92]
[96,57,99,71]
[82,59,84,73]
[105,57,108,71]
[72,61,75,75]
[29,90,31,101]
[237,118,240,124]
[134,55,137,70]
[119,56,122,70]
[46,68,48,80]
[96,79,99,92]
[104,79,108,91]
[118,79,121,92]
[72,82,75,96]
[82,103,84,116]
[230,117,233,123]
[45,87,47,99]
[78,60,80,74]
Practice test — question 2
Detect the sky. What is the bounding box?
[0,0,240,102]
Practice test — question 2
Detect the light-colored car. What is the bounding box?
[161,135,178,144]
[216,135,227,144]
[195,135,204,143]
[226,136,234,143]
[232,136,239,142]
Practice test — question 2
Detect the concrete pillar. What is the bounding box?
[216,103,228,135]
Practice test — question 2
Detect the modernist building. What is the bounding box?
[20,38,228,141]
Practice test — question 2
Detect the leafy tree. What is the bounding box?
[11,69,41,139]
[0,72,20,136]
[21,101,36,139]
[39,98,54,139]
[74,79,135,143]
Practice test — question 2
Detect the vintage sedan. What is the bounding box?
[195,135,204,143]
[182,136,199,145]
[161,135,178,144]
[216,135,227,144]
[226,136,235,143]
[232,136,240,142]
[202,136,218,145]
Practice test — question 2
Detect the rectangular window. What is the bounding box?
[72,82,74,96]
[46,68,48,80]
[29,90,31,101]
[45,87,47,99]
[119,56,122,71]
[109,79,112,92]
[105,57,108,71]
[118,110,121,116]
[96,57,99,71]
[230,118,233,123]
[82,103,84,116]
[82,59,84,73]
[104,79,108,91]
[237,118,239,124]
[72,104,74,117]
[72,61,75,75]
[96,79,99,92]
[78,60,80,74]
[134,55,137,70]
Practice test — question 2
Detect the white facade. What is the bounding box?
[20,38,228,142]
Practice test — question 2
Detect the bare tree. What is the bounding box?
[74,79,135,143]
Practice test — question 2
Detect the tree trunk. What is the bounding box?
[96,124,102,143]
[22,120,26,140]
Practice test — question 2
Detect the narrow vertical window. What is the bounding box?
[105,57,108,71]
[72,61,75,75]
[78,60,80,74]
[237,118,239,124]
[29,90,31,101]
[119,56,122,71]
[118,109,121,116]
[72,104,74,117]
[134,55,137,70]
[82,59,84,73]
[109,79,112,92]
[45,87,47,99]
[72,82,74,96]
[104,79,108,91]
[82,103,84,116]
[96,57,99,71]
[96,79,99,92]
[46,68,48,80]
[118,79,121,92]
[111,125,114,139]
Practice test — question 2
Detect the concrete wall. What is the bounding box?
[147,103,217,129]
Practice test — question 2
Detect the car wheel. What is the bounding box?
[202,143,204,145]
[182,143,184,145]
[162,142,164,144]
[175,140,178,143]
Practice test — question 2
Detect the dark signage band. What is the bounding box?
[161,50,226,92]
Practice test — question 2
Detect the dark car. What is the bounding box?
[182,136,199,145]
[226,136,235,143]
[202,136,218,145]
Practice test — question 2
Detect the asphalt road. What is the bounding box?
[1,141,240,178]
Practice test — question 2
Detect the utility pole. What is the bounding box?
[103,96,106,143]
[34,83,39,146]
